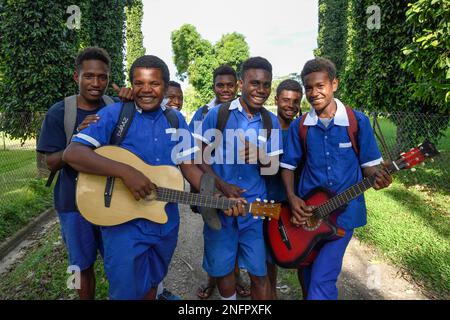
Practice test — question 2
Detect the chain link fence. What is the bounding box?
[367,111,449,194]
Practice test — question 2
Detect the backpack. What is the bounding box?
[45,94,114,187]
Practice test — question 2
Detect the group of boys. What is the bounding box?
[38,46,391,301]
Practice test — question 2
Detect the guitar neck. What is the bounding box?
[156,187,251,212]
[314,162,399,219]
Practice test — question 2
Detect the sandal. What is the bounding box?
[197,283,216,300]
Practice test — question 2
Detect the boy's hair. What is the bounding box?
[276,79,303,97]
[168,80,181,89]
[75,47,111,72]
[301,57,337,83]
[129,55,170,85]
[213,65,237,83]
[240,57,272,78]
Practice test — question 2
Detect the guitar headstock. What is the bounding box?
[249,198,281,220]
[396,140,439,170]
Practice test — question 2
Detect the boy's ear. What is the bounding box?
[332,78,339,93]
[238,79,243,90]
[73,70,79,83]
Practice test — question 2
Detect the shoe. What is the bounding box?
[157,288,182,300]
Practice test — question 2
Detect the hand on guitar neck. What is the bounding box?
[363,161,392,190]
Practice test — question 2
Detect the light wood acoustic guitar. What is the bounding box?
[76,145,281,226]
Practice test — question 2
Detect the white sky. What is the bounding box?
[142,0,318,87]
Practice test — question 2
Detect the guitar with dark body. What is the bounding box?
[265,141,439,268]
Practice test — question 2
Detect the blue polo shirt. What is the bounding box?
[265,129,290,202]
[280,99,382,230]
[37,98,118,213]
[194,98,283,229]
[72,102,198,234]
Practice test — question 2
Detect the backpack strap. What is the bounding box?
[102,95,115,106]
[63,95,78,146]
[259,107,273,140]
[345,106,360,156]
[163,107,180,129]
[110,101,136,145]
[201,104,210,120]
[298,113,309,155]
[216,102,233,133]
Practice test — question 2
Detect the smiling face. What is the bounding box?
[239,69,272,111]
[166,86,183,111]
[213,74,238,103]
[131,67,166,111]
[74,60,109,103]
[276,89,301,122]
[303,71,338,114]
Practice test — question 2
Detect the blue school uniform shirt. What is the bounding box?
[37,97,119,213]
[189,97,217,132]
[265,129,290,202]
[280,99,382,230]
[195,98,283,229]
[72,102,198,234]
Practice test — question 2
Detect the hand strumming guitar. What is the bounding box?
[120,166,157,201]
[287,193,314,227]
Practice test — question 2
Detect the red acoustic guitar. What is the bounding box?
[265,140,439,269]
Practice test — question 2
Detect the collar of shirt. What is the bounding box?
[303,98,349,127]
[206,97,218,110]
[134,102,165,114]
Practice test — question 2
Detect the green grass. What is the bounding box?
[0,147,53,242]
[0,224,109,300]
[360,182,449,298]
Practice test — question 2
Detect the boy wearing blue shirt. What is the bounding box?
[265,79,302,299]
[189,65,238,131]
[280,58,392,300]
[37,47,117,300]
[63,55,245,300]
[195,57,283,300]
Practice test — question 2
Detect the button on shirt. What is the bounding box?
[195,98,283,229]
[72,102,198,234]
[280,99,382,230]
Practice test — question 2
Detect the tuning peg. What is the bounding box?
[256,198,261,202]
[411,168,416,172]
[261,216,266,220]
[264,199,268,203]
[253,215,259,219]
[268,217,272,221]
[270,200,275,204]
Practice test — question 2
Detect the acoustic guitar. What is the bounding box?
[76,145,281,226]
[265,140,439,269]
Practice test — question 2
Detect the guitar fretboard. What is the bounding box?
[313,162,398,219]
[156,187,251,212]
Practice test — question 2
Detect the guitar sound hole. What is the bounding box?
[302,217,322,231]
